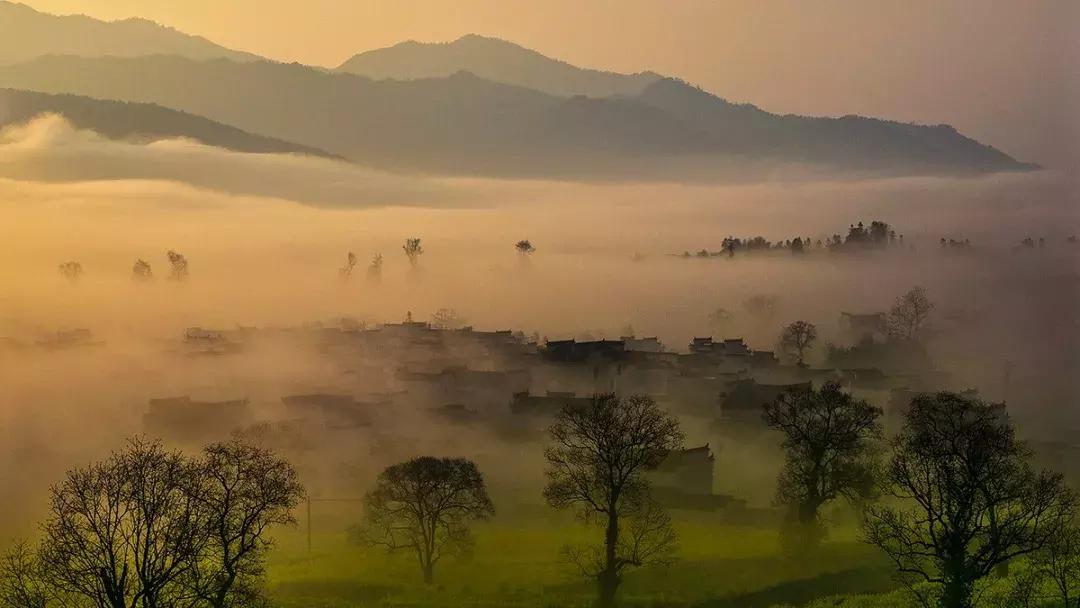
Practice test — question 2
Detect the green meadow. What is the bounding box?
[265,505,901,608]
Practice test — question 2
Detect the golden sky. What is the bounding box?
[16,0,1080,169]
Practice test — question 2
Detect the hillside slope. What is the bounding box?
[0,88,334,158]
[0,55,1033,179]
[0,1,261,65]
[337,34,660,98]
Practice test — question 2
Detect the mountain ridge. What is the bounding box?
[337,34,662,98]
[0,54,1033,179]
[0,1,262,65]
[0,87,336,158]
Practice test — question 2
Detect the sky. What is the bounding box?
[14,0,1080,170]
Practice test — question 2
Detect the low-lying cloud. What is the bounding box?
[0,114,474,208]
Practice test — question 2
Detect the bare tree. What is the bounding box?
[864,392,1075,608]
[132,259,153,282]
[779,320,818,366]
[57,261,83,282]
[353,457,494,584]
[402,238,424,268]
[887,286,933,341]
[1032,519,1080,608]
[3,439,301,608]
[543,393,684,608]
[187,439,305,608]
[167,250,189,281]
[515,240,535,256]
[339,252,358,279]
[763,382,881,550]
[40,438,204,608]
[367,253,383,282]
[0,542,52,608]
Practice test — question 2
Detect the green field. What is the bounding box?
[264,506,902,608]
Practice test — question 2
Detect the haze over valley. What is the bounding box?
[0,3,1077,608]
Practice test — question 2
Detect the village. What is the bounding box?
[91,294,957,509]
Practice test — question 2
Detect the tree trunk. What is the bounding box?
[597,511,620,608]
[940,581,972,608]
[940,569,973,608]
[422,561,435,585]
[797,499,819,525]
[597,569,619,608]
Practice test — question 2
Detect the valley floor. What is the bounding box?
[265,512,900,608]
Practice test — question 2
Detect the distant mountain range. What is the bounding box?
[0,88,335,158]
[0,2,1036,179]
[337,34,661,99]
[0,1,258,65]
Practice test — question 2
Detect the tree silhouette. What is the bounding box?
[353,457,494,584]
[864,392,1074,608]
[0,541,52,608]
[515,239,535,256]
[57,261,83,282]
[887,286,933,341]
[132,259,153,281]
[1031,518,1080,608]
[339,252,358,279]
[3,438,302,608]
[779,320,818,366]
[40,438,204,608]
[367,253,383,282]
[402,238,424,268]
[763,382,881,550]
[167,250,189,281]
[543,393,683,608]
[188,439,304,607]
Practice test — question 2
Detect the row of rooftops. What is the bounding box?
[180,321,773,358]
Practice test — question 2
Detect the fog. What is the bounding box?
[1,117,1078,540]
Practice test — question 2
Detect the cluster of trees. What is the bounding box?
[57,251,190,283]
[940,237,974,251]
[826,285,935,370]
[339,252,384,282]
[680,220,902,260]
[4,386,1078,608]
[337,238,533,281]
[828,220,898,251]
[57,260,83,282]
[682,236,810,258]
[351,393,682,608]
[0,438,304,608]
[763,384,1079,608]
[778,284,930,368]
[1013,235,1078,250]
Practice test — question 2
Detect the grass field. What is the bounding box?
[263,504,901,608]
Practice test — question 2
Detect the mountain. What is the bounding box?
[635,78,1029,171]
[337,34,661,98]
[0,88,335,158]
[0,55,1033,179]
[0,1,260,65]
